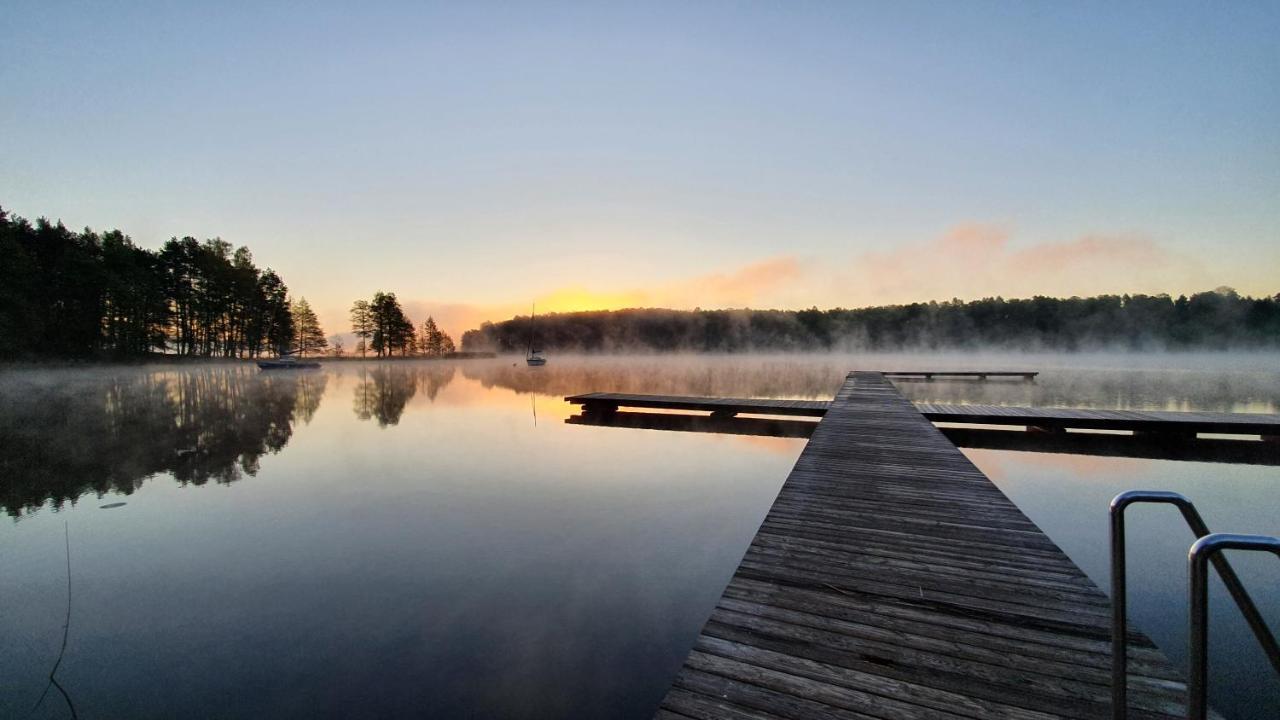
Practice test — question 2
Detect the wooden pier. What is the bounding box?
[915,403,1280,438]
[566,411,1280,466]
[566,392,1280,438]
[581,374,1204,719]
[568,392,829,417]
[883,370,1038,380]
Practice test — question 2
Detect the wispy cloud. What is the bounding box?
[839,224,1209,305]
[652,256,803,309]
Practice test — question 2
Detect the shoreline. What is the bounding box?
[0,351,499,369]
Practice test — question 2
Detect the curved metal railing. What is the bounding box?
[1109,490,1280,719]
[1187,534,1280,720]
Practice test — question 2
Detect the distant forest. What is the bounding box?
[461,290,1280,353]
[0,205,310,359]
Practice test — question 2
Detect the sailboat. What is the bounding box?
[526,303,547,366]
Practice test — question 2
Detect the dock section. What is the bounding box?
[566,392,1280,438]
[651,372,1195,719]
[915,403,1280,437]
[882,370,1038,380]
[568,392,829,417]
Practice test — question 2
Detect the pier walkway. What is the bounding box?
[646,372,1198,719]
[566,392,1280,438]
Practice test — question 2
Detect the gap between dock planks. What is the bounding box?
[651,372,1204,720]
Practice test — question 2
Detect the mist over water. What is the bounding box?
[2,352,1277,718]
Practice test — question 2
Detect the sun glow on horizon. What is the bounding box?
[530,287,651,315]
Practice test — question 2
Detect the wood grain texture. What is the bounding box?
[648,372,1207,719]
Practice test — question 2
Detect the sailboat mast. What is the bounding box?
[527,303,535,358]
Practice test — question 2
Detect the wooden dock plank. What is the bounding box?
[649,372,1198,719]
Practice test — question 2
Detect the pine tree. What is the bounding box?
[402,320,418,357]
[291,297,328,357]
[257,270,293,356]
[349,299,373,358]
[420,316,442,356]
[370,291,413,357]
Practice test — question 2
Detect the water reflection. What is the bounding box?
[2,359,803,720]
[461,355,849,399]
[459,353,1280,413]
[6,355,1275,521]
[1,355,1277,719]
[352,366,416,426]
[350,363,457,426]
[0,367,327,518]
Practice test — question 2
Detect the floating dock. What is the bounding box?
[573,374,1207,719]
[568,392,829,417]
[915,403,1280,438]
[566,411,1280,466]
[883,370,1038,380]
[566,393,1280,438]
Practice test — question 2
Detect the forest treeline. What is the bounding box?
[461,290,1280,353]
[0,206,317,359]
[347,292,456,358]
[0,204,471,361]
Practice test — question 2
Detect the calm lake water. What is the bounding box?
[2,354,1278,719]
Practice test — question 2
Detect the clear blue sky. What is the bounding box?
[2,2,1277,335]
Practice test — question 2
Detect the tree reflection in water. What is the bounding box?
[350,363,456,426]
[0,367,327,518]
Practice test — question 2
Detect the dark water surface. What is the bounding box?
[2,354,1278,719]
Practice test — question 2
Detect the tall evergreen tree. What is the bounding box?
[291,297,327,357]
[414,316,456,357]
[369,291,414,357]
[349,299,373,358]
[256,270,294,356]
[420,316,442,356]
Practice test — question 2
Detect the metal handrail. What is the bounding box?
[1188,534,1280,720]
[1109,490,1280,719]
